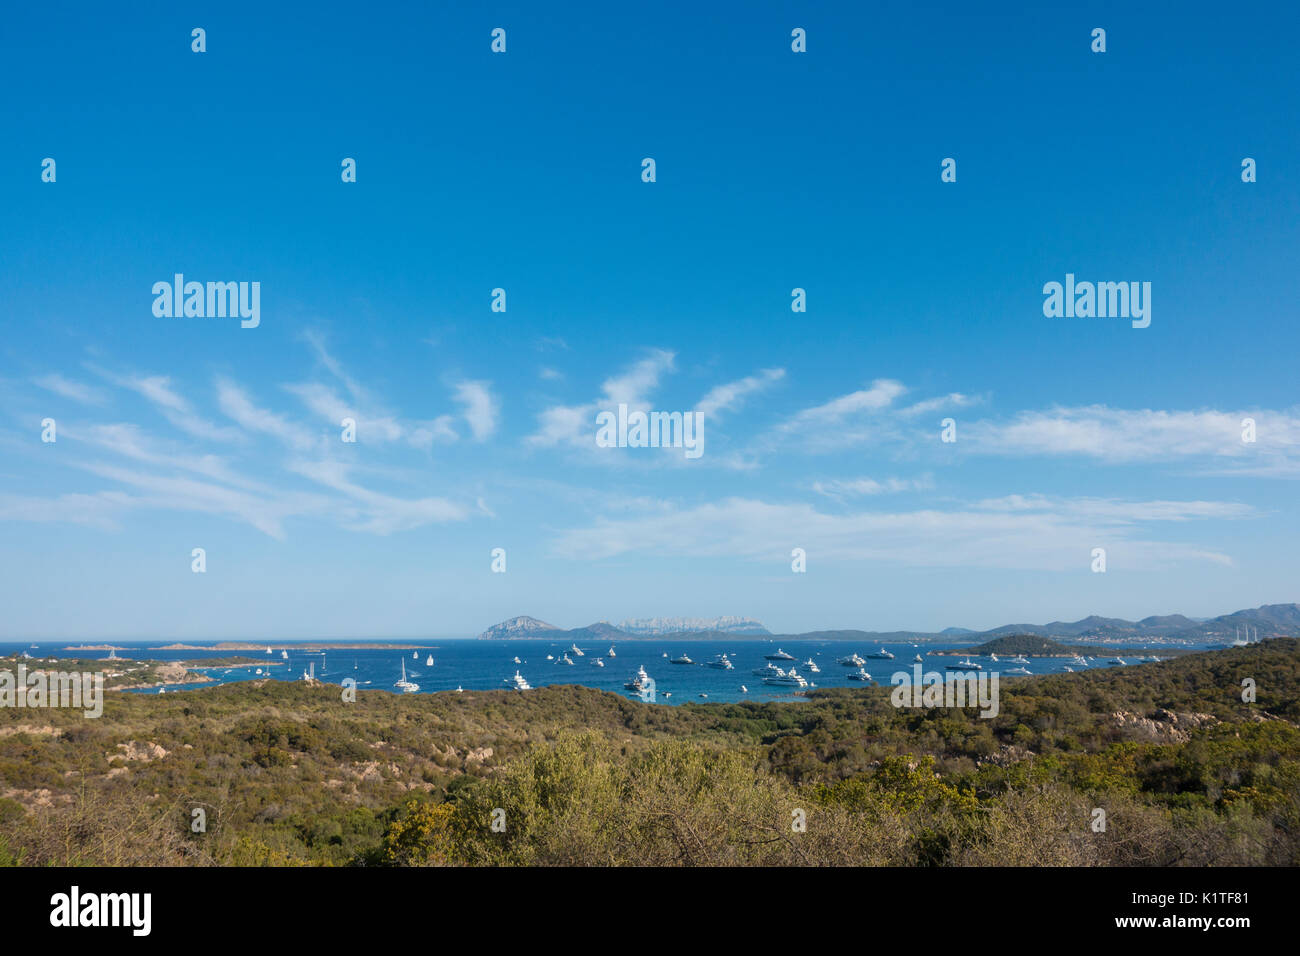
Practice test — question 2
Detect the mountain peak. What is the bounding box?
[477,616,560,640]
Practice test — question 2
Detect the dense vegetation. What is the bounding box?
[0,641,1296,866]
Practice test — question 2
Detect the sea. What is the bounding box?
[0,637,1210,706]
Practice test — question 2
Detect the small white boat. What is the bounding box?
[593,658,605,667]
[559,653,575,665]
[913,653,923,663]
[847,668,872,682]
[608,646,616,657]
[513,656,522,664]
[1063,666,1075,672]
[395,660,419,693]
[945,658,983,671]
[765,648,796,661]
[281,650,289,660]
[670,653,694,665]
[866,648,895,660]
[1006,666,1031,675]
[426,654,434,667]
[989,653,999,663]
[570,644,584,657]
[546,654,554,660]
[1010,655,1030,665]
[265,646,272,655]
[1109,657,1126,666]
[802,658,820,673]
[740,685,748,693]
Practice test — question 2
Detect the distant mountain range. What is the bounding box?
[476,604,1300,643]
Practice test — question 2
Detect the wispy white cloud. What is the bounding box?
[697,368,785,420]
[217,379,317,451]
[552,494,1252,571]
[34,374,107,406]
[960,405,1300,475]
[813,475,936,498]
[452,381,499,440]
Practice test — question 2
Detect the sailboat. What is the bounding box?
[281,649,289,659]
[412,651,419,660]
[265,646,272,655]
[425,654,434,667]
[395,659,419,693]
[608,646,616,657]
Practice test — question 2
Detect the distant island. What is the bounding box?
[927,634,1193,658]
[477,602,1300,645]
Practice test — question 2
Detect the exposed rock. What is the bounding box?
[114,740,168,762]
[1110,710,1219,743]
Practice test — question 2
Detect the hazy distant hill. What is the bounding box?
[477,603,1300,642]
[619,616,770,636]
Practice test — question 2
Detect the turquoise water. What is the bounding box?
[1,638,1184,705]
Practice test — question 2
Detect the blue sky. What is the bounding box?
[2,1,1298,639]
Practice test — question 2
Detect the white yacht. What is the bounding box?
[989,653,999,663]
[412,652,418,660]
[281,649,289,660]
[265,646,272,655]
[847,668,872,682]
[559,653,575,665]
[1006,666,1031,675]
[1063,666,1075,673]
[426,654,434,667]
[1108,657,1126,666]
[513,656,522,664]
[913,653,924,663]
[670,653,694,665]
[763,669,807,688]
[945,658,983,671]
[624,666,652,692]
[765,648,796,661]
[1010,655,1031,665]
[740,685,748,693]
[838,653,866,667]
[867,648,895,660]
[505,671,531,691]
[803,658,820,673]
[395,660,419,693]
[608,646,616,657]
[570,644,584,657]
[1147,655,1163,663]
[753,662,785,678]
[705,654,734,670]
